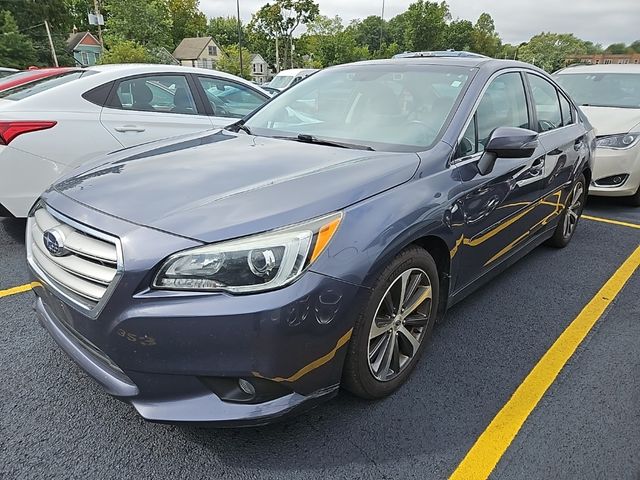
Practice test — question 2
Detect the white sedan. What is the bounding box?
[555,64,640,206]
[0,64,270,217]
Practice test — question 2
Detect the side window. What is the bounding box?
[559,93,573,127]
[112,75,197,115]
[197,76,266,118]
[527,74,562,132]
[456,72,529,158]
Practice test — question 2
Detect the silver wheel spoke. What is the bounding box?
[401,285,432,320]
[371,333,391,373]
[370,315,393,339]
[397,270,411,311]
[377,332,397,379]
[397,325,421,357]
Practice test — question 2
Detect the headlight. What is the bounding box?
[595,133,640,150]
[153,212,342,293]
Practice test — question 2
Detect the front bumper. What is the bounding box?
[31,268,362,425]
[589,145,640,197]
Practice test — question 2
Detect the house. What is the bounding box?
[173,37,223,69]
[250,53,272,84]
[566,53,640,66]
[67,31,102,66]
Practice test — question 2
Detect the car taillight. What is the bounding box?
[0,121,57,145]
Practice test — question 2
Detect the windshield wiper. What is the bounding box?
[293,134,375,151]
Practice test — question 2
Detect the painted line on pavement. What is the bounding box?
[583,214,640,230]
[0,282,39,299]
[449,244,640,480]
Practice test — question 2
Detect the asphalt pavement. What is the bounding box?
[1,196,638,480]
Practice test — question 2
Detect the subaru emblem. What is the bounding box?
[43,229,68,257]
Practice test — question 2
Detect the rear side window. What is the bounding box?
[0,71,89,101]
[559,93,573,126]
[527,74,562,132]
[110,75,198,115]
[197,76,266,118]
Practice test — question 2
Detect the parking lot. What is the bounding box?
[0,198,637,480]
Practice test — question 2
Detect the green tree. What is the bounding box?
[103,0,172,49]
[444,19,474,51]
[630,40,640,53]
[99,40,152,63]
[0,10,36,68]
[518,33,588,72]
[216,44,251,79]
[471,13,501,57]
[208,16,243,47]
[402,1,450,51]
[351,15,390,54]
[605,42,628,54]
[298,15,369,67]
[249,0,319,71]
[168,0,206,48]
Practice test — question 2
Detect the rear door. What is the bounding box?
[100,73,214,148]
[194,75,268,127]
[525,73,588,202]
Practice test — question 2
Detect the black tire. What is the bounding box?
[342,246,440,399]
[546,173,587,248]
[623,186,640,207]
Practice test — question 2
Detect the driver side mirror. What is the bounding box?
[477,127,539,175]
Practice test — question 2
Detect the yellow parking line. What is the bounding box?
[449,245,640,480]
[583,214,640,230]
[0,282,39,299]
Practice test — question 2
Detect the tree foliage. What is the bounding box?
[103,0,172,49]
[518,33,588,72]
[471,13,501,57]
[208,16,244,47]
[216,44,252,79]
[168,0,207,47]
[0,10,36,68]
[402,1,450,51]
[99,40,152,64]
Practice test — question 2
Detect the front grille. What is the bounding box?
[28,206,120,310]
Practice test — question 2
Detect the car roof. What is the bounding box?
[556,64,640,74]
[337,57,536,71]
[272,68,317,76]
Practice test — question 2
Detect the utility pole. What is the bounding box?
[44,20,59,67]
[236,0,244,77]
[93,0,104,47]
[380,0,385,50]
[275,36,280,72]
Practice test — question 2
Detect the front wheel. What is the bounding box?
[546,173,586,248]
[342,247,440,399]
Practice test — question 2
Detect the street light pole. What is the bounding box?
[380,0,385,50]
[236,0,244,77]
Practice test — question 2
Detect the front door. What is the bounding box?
[451,71,549,290]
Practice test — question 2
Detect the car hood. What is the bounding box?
[580,106,640,136]
[54,131,420,242]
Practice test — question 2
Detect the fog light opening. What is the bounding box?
[238,378,256,396]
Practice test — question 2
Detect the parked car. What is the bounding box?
[267,68,318,91]
[27,57,593,425]
[0,67,82,92]
[0,64,270,217]
[0,67,18,78]
[555,64,640,205]
[393,50,487,59]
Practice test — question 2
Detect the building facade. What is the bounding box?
[567,53,640,66]
[250,53,271,84]
[173,37,223,69]
[67,31,102,66]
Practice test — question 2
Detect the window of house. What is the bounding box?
[113,75,197,114]
[455,72,529,158]
[208,45,217,56]
[527,73,562,132]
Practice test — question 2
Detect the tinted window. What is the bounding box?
[559,93,573,126]
[554,73,640,108]
[113,75,197,115]
[527,74,562,132]
[198,76,266,118]
[0,71,89,101]
[475,72,529,152]
[246,65,472,152]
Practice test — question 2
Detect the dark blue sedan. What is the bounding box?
[27,57,594,425]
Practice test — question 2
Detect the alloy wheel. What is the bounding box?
[367,268,433,382]
[563,181,584,238]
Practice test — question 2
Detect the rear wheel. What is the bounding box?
[546,174,586,248]
[342,247,440,399]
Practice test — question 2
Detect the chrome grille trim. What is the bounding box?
[27,204,124,317]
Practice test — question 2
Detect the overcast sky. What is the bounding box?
[200,0,639,46]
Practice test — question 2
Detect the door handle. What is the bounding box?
[114,125,145,133]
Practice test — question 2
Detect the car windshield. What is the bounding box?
[245,64,473,152]
[269,75,294,89]
[0,70,17,79]
[555,72,640,108]
[0,71,91,101]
